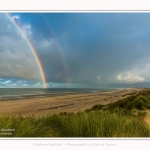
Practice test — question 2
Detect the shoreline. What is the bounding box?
[0,88,145,101]
[0,88,147,117]
[0,88,119,101]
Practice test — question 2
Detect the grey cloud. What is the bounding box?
[0,14,41,81]
[47,13,150,86]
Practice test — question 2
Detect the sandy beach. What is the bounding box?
[0,88,146,117]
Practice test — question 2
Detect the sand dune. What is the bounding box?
[0,88,146,117]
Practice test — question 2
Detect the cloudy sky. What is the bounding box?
[1,12,150,88]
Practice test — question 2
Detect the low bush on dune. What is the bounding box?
[85,104,104,112]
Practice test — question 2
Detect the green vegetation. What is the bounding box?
[85,104,104,112]
[87,89,150,116]
[0,110,149,137]
[107,95,150,111]
[1,89,150,137]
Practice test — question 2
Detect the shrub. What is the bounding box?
[137,111,147,120]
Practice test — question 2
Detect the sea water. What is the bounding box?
[0,88,116,100]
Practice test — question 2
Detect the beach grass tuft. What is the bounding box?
[0,111,149,137]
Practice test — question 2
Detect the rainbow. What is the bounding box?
[5,13,47,88]
[42,16,70,85]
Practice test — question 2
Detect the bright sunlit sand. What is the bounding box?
[0,88,145,117]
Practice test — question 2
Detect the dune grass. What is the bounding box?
[0,111,149,137]
[107,95,150,111]
[0,114,56,137]
[88,89,150,116]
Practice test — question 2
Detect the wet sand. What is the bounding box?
[0,88,146,117]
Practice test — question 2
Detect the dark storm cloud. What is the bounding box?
[23,13,150,87]
[51,13,150,86]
